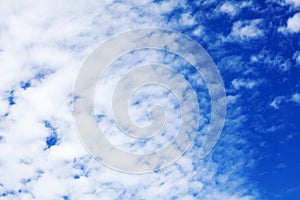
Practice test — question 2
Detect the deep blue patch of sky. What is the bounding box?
[154,0,300,199]
[44,121,58,149]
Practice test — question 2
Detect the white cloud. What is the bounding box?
[192,25,204,36]
[251,50,292,71]
[229,19,264,40]
[293,51,300,65]
[179,13,196,26]
[219,1,252,16]
[220,2,236,16]
[270,96,286,109]
[286,12,300,32]
[297,55,300,64]
[291,93,300,103]
[285,0,300,7]
[278,12,300,33]
[232,79,259,89]
[270,93,300,109]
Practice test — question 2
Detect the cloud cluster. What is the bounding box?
[230,19,264,40]
[219,2,237,16]
[278,12,300,33]
[270,93,300,109]
[0,0,270,199]
[231,79,259,90]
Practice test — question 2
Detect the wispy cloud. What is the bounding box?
[270,96,287,109]
[270,93,300,109]
[232,79,260,90]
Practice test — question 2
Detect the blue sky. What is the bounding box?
[0,0,299,199]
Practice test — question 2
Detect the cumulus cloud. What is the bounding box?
[229,19,264,40]
[278,12,300,33]
[220,2,236,16]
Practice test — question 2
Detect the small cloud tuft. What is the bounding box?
[229,19,264,40]
[291,93,300,103]
[232,79,259,89]
[220,3,236,16]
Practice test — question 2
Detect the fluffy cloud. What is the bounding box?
[219,2,236,16]
[192,25,204,36]
[229,19,264,40]
[278,12,300,33]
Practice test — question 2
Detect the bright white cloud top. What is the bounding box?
[279,12,300,33]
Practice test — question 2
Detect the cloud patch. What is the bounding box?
[232,79,260,89]
[270,93,300,109]
[291,93,300,103]
[278,12,300,33]
[219,2,236,16]
[228,19,264,41]
[285,0,300,7]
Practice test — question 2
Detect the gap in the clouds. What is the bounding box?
[46,134,58,149]
[62,195,70,200]
[163,7,185,24]
[33,67,55,81]
[1,112,9,118]
[20,178,31,185]
[20,80,31,90]
[221,61,300,199]
[73,174,80,179]
[72,156,90,178]
[17,67,56,93]
[0,190,16,197]
[43,120,58,149]
[69,93,80,107]
[152,0,164,4]
[96,114,105,122]
[8,90,15,106]
[245,91,300,199]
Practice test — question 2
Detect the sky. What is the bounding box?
[0,0,299,199]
